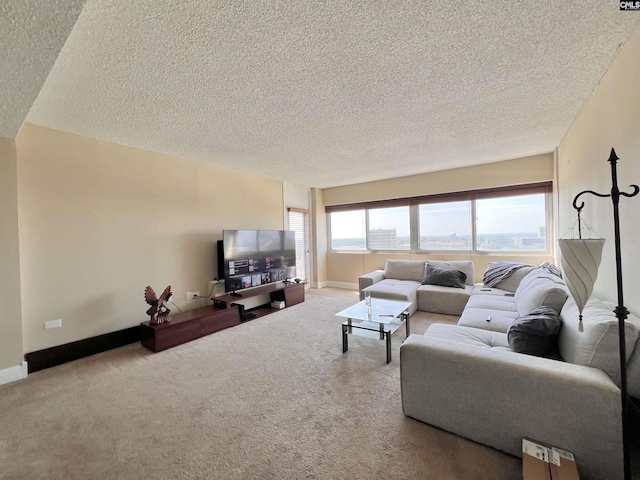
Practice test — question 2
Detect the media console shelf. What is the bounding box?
[212,282,305,320]
[140,282,305,352]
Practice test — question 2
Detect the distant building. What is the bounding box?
[369,228,397,249]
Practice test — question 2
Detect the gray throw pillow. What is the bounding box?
[508,306,562,357]
[422,264,467,289]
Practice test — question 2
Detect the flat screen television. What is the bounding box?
[219,229,296,295]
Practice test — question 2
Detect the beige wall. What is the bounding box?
[310,188,327,287]
[283,182,310,228]
[320,154,555,286]
[557,25,640,314]
[323,153,554,206]
[17,124,283,353]
[283,183,309,211]
[0,136,24,370]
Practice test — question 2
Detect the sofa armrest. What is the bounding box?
[359,270,385,297]
[400,334,623,480]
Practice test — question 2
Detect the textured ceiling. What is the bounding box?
[0,0,86,138]
[4,1,640,188]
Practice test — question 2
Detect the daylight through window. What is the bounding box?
[368,206,410,250]
[418,201,472,250]
[327,183,550,253]
[330,210,366,250]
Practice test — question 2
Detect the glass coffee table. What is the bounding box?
[336,298,411,364]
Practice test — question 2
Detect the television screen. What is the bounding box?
[221,230,296,294]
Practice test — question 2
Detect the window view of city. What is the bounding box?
[475,194,546,251]
[419,201,471,250]
[331,232,546,251]
[330,193,547,252]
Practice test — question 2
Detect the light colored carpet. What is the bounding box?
[0,287,521,479]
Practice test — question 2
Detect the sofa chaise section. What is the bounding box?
[416,260,475,316]
[359,259,474,316]
[358,259,424,315]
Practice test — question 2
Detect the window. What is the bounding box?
[326,182,551,253]
[330,209,366,250]
[368,206,410,250]
[476,193,546,251]
[418,201,472,250]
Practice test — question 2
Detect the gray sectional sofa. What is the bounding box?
[358,259,640,479]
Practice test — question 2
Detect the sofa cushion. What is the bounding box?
[465,289,518,312]
[626,340,640,399]
[417,284,472,316]
[422,264,467,289]
[384,259,426,283]
[458,306,520,333]
[470,285,513,296]
[559,297,639,388]
[362,279,419,315]
[427,260,475,286]
[423,323,511,352]
[514,270,568,316]
[507,306,562,357]
[485,264,537,293]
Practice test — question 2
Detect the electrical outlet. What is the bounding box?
[187,291,200,300]
[45,319,62,329]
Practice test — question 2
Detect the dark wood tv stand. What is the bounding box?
[212,282,305,320]
[140,282,305,352]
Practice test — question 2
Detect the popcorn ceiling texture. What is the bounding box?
[3,1,640,187]
[0,0,86,138]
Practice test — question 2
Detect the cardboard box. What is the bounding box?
[522,438,580,480]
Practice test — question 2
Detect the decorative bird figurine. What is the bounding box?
[145,285,172,325]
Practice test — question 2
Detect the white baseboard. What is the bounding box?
[326,281,358,290]
[0,361,28,386]
[312,281,329,289]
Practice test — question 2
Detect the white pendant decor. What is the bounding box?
[558,238,605,325]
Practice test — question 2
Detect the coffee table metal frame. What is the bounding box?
[336,298,411,364]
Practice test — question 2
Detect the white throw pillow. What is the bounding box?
[514,270,568,316]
